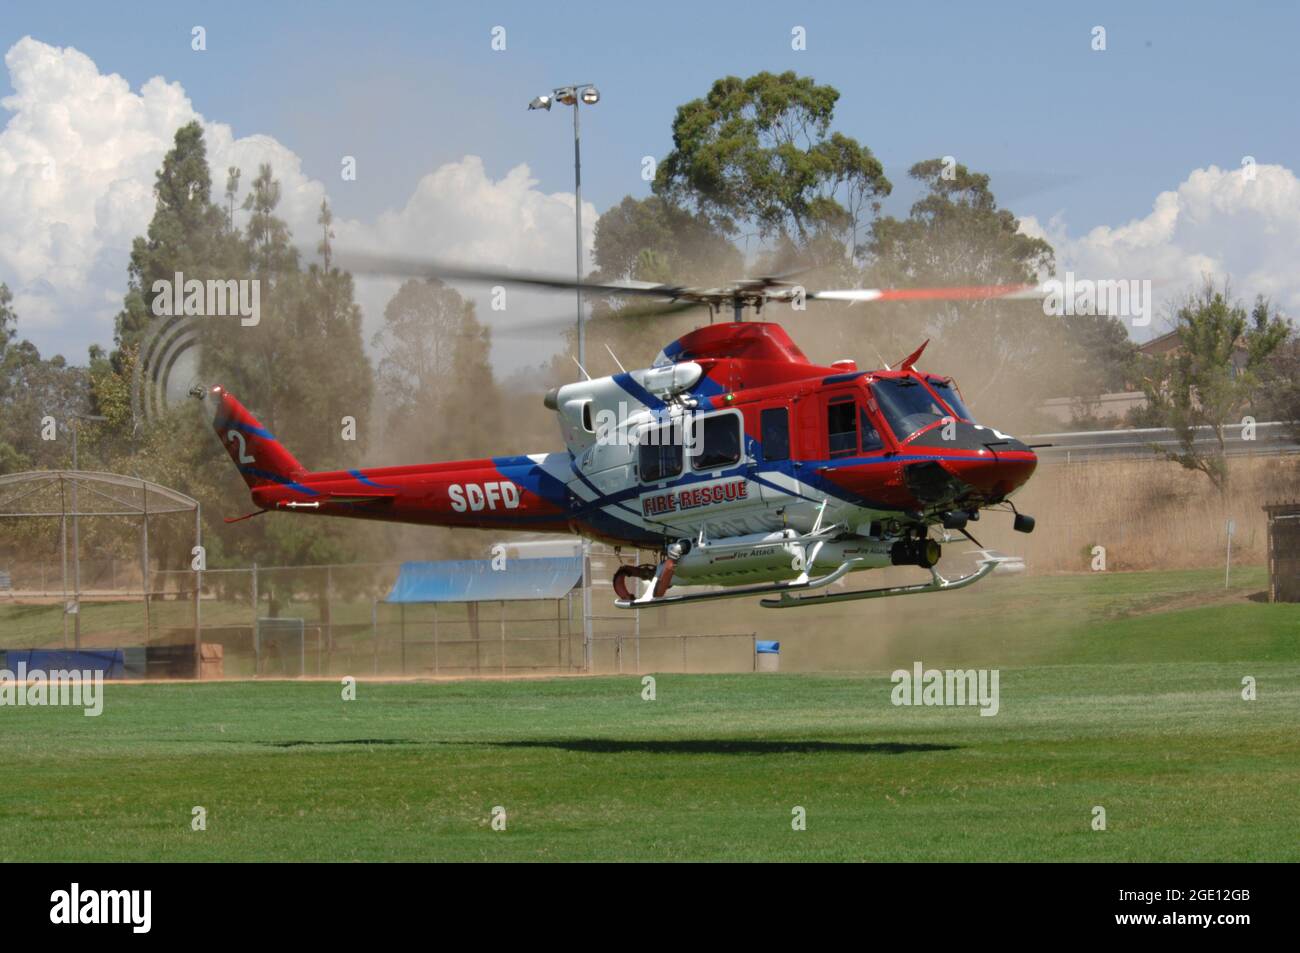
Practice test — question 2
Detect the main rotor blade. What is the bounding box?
[490,299,706,337]
[333,249,689,301]
[604,299,704,321]
[809,283,1043,304]
[335,247,1047,315]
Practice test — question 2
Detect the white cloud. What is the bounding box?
[16,34,1292,374]
[1019,163,1300,337]
[0,36,592,368]
[335,156,595,371]
[0,39,190,346]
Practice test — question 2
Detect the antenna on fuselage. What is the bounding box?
[571,355,592,381]
[604,343,627,373]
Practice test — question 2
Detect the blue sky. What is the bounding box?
[7,0,1294,230]
[3,0,1298,363]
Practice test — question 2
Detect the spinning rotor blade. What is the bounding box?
[334,247,1047,320]
[334,249,828,310]
[809,283,1042,304]
[332,249,690,301]
[601,298,705,321]
[491,298,706,337]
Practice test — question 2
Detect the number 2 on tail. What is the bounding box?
[227,430,255,464]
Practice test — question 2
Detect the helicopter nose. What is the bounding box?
[960,429,1037,497]
[901,425,1038,508]
[939,448,1036,501]
[985,446,1037,497]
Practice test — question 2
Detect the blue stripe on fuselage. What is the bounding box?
[217,419,276,441]
[349,469,401,490]
[492,455,571,507]
[612,372,668,411]
[239,467,318,495]
[688,374,725,411]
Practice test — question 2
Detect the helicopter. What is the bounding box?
[201,259,1041,609]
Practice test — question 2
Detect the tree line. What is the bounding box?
[1,70,1296,593]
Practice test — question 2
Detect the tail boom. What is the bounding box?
[205,386,573,533]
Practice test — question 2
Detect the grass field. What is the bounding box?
[2,568,1297,861]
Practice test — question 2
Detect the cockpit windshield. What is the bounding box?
[927,377,976,422]
[870,377,952,439]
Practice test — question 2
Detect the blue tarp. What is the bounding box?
[755,641,780,654]
[3,649,126,678]
[386,557,584,604]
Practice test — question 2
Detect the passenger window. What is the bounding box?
[638,421,683,482]
[690,413,742,471]
[827,398,857,458]
[760,407,790,462]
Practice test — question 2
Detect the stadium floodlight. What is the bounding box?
[529,80,600,669]
[528,83,599,369]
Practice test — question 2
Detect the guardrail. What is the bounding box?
[1025,421,1298,462]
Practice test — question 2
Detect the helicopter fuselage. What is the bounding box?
[208,322,1037,604]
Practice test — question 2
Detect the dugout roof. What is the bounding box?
[385,557,583,603]
[0,470,198,517]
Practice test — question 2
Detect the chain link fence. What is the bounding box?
[2,549,763,677]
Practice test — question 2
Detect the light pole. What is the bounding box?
[528,83,599,371]
[529,83,600,672]
[68,412,107,651]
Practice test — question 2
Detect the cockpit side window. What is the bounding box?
[859,406,884,451]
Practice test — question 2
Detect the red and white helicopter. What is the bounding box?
[201,261,1040,609]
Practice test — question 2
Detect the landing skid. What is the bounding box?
[760,557,997,608]
[612,557,999,610]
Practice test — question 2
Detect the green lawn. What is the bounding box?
[1,566,1296,861]
[2,657,1297,860]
